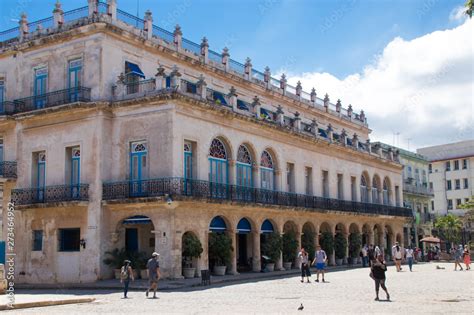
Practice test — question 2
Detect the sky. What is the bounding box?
[1,0,473,151]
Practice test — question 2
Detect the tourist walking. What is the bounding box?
[370,254,390,301]
[392,242,403,272]
[405,246,414,272]
[368,245,375,267]
[374,245,381,258]
[454,245,463,271]
[146,252,161,298]
[312,245,327,282]
[463,245,471,270]
[120,260,134,298]
[362,245,369,268]
[298,248,311,283]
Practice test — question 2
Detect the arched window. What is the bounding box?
[383,178,390,205]
[209,138,228,197]
[130,141,147,196]
[236,145,252,187]
[260,150,275,190]
[372,176,380,204]
[360,174,369,203]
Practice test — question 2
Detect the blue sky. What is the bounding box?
[1,0,472,149]
[0,0,463,78]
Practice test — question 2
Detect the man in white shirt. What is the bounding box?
[391,242,403,272]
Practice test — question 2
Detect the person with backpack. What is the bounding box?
[370,254,390,301]
[120,260,134,298]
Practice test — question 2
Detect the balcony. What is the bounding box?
[0,161,17,179]
[403,183,433,196]
[10,87,91,115]
[11,184,89,205]
[102,177,412,218]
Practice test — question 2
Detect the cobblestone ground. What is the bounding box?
[13,263,474,314]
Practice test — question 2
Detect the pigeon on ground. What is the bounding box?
[436,265,445,270]
[298,303,304,311]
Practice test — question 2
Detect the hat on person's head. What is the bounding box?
[395,242,399,245]
[123,259,131,264]
[152,252,159,257]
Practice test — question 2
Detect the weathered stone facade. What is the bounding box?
[0,1,410,283]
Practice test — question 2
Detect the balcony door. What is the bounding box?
[71,148,81,198]
[184,141,193,195]
[236,145,253,200]
[68,59,82,102]
[34,67,48,109]
[36,152,46,202]
[209,138,228,198]
[130,141,147,197]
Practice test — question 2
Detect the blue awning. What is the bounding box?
[347,138,353,146]
[261,219,274,234]
[123,215,152,225]
[210,216,227,232]
[319,128,327,138]
[237,99,249,111]
[237,218,251,234]
[125,61,145,79]
[213,91,227,105]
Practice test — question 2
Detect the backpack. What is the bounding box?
[120,266,129,280]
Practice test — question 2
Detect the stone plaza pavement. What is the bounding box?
[5,262,474,314]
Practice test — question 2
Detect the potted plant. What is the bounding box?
[135,252,149,279]
[282,231,298,270]
[208,233,233,276]
[261,232,282,271]
[301,231,316,261]
[182,232,203,278]
[334,233,347,266]
[103,248,130,279]
[319,232,334,265]
[348,232,362,265]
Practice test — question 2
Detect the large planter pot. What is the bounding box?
[140,269,149,280]
[213,265,227,276]
[283,262,292,270]
[183,267,196,279]
[265,263,275,272]
[336,259,343,266]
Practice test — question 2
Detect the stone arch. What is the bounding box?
[207,135,234,160]
[283,220,298,234]
[301,222,317,260]
[261,147,279,171]
[362,223,372,246]
[335,222,348,235]
[382,176,392,205]
[384,224,395,257]
[237,142,257,164]
[372,174,382,204]
[114,215,156,260]
[360,171,371,202]
[235,217,255,272]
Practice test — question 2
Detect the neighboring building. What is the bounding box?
[417,140,474,243]
[0,1,410,284]
[376,143,434,249]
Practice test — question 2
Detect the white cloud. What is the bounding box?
[287,19,473,150]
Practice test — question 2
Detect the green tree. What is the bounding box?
[261,232,282,263]
[460,196,474,228]
[319,232,334,255]
[434,214,463,248]
[466,0,473,18]
[301,231,316,260]
[208,233,233,266]
[282,231,299,263]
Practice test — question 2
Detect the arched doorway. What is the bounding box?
[236,145,254,200]
[208,215,231,274]
[260,219,276,270]
[119,215,155,256]
[236,218,253,272]
[362,223,371,246]
[209,138,230,198]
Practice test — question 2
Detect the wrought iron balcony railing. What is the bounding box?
[11,184,89,205]
[12,87,91,114]
[0,161,17,178]
[0,102,16,115]
[403,183,433,196]
[102,177,412,217]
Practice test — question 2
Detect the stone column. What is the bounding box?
[311,119,319,138]
[344,234,349,264]
[196,74,207,99]
[229,230,239,275]
[143,10,153,40]
[326,124,333,142]
[310,88,317,105]
[53,1,64,28]
[276,249,284,271]
[200,230,209,274]
[107,0,117,20]
[173,231,184,279]
[252,231,261,272]
[352,133,359,149]
[347,104,353,119]
[323,94,330,112]
[88,0,98,17]
[369,231,375,246]
[19,13,29,42]
[155,64,166,90]
[296,81,302,100]
[169,65,181,90]
[264,67,271,89]
[276,105,284,126]
[280,74,287,95]
[336,99,342,115]
[294,112,301,132]
[252,96,261,119]
[228,86,238,112]
[222,47,230,72]
[201,37,209,64]
[244,58,252,81]
[173,24,182,50]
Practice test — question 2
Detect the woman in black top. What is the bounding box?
[371,254,390,301]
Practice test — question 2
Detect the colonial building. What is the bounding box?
[376,143,434,248]
[0,0,410,284]
[417,140,474,241]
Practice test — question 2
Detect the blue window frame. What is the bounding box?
[185,82,197,94]
[36,152,46,202]
[71,147,81,198]
[212,91,227,105]
[34,67,48,109]
[209,138,228,198]
[32,230,43,251]
[237,99,249,111]
[166,76,171,88]
[0,80,4,113]
[236,144,253,201]
[260,150,275,191]
[68,59,82,102]
[184,141,193,194]
[130,141,148,197]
